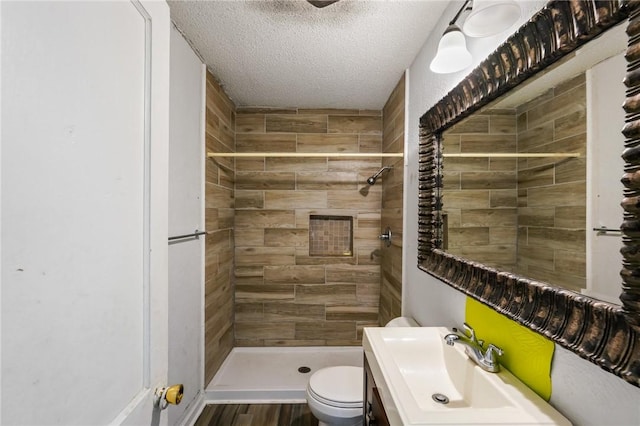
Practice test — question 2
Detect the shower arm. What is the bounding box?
[367,166,393,185]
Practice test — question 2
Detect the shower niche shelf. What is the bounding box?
[309,215,353,257]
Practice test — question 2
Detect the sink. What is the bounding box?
[363,327,571,425]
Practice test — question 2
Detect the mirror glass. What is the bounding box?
[438,23,627,305]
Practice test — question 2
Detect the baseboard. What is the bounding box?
[179,391,205,426]
[204,387,307,404]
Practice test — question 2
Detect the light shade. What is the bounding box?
[463,0,521,38]
[430,25,473,74]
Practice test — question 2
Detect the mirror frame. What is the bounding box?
[418,0,640,387]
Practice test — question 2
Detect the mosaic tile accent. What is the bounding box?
[309,215,353,257]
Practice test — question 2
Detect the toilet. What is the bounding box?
[305,316,419,426]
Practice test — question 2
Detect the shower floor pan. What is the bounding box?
[205,346,363,403]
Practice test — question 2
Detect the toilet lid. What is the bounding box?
[309,366,363,408]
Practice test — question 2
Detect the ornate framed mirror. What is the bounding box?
[418,0,640,387]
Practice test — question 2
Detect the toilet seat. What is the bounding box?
[307,366,363,409]
[308,385,361,409]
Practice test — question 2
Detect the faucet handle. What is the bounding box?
[462,323,479,343]
[485,344,504,363]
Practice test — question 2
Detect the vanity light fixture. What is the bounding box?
[430,0,521,74]
[463,0,521,38]
[429,23,472,74]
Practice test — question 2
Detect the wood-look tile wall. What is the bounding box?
[440,73,586,291]
[442,110,518,270]
[379,75,405,326]
[205,71,236,383]
[516,73,586,291]
[234,108,383,346]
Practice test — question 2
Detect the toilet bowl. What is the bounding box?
[305,316,419,426]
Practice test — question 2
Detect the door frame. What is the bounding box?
[110,1,171,423]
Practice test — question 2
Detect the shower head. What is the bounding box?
[367,166,392,185]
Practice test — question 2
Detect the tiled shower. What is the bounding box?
[204,70,405,386]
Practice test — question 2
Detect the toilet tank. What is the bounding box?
[385,316,419,327]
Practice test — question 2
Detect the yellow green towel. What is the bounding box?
[465,297,554,400]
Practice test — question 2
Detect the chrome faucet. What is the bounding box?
[444,323,503,373]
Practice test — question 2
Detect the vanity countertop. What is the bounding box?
[363,327,572,426]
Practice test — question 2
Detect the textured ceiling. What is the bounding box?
[168,0,450,109]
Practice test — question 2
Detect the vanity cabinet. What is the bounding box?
[364,357,390,426]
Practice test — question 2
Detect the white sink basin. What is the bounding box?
[363,327,571,425]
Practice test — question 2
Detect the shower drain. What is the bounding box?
[298,366,311,373]
[432,393,449,404]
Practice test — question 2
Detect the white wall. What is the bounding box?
[168,26,205,424]
[403,1,640,424]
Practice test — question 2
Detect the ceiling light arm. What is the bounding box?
[449,0,473,26]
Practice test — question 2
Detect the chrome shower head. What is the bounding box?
[366,166,392,185]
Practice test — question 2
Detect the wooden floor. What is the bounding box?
[194,403,319,426]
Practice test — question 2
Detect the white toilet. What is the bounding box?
[305,316,419,426]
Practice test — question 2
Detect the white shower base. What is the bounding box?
[205,346,363,403]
